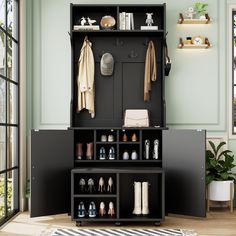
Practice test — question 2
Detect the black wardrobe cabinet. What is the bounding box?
[30,3,206,225]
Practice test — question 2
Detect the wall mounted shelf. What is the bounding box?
[178,37,212,49]
[178,13,211,24]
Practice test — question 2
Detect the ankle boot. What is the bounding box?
[141,182,150,215]
[133,182,142,215]
[107,177,114,192]
[76,143,83,160]
[86,143,93,160]
[144,139,150,160]
[153,139,159,160]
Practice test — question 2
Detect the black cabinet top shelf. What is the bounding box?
[72,29,165,34]
[69,127,168,130]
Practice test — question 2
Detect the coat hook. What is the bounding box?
[99,50,106,58]
[143,38,149,46]
[114,38,124,47]
[128,50,138,59]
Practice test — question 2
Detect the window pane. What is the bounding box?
[7,126,17,169]
[0,0,5,29]
[0,126,5,172]
[7,170,18,213]
[0,78,5,123]
[7,37,17,81]
[7,82,17,124]
[0,173,5,219]
[7,0,17,40]
[0,29,5,77]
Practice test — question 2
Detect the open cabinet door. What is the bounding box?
[163,129,206,217]
[31,130,73,217]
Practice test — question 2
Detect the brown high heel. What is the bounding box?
[131,133,137,142]
[122,133,128,142]
[107,177,114,193]
[86,143,93,160]
[98,177,105,192]
[108,202,115,217]
[76,143,83,160]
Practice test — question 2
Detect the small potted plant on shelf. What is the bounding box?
[206,141,236,210]
[194,2,208,19]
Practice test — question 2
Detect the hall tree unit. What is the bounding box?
[30,3,206,226]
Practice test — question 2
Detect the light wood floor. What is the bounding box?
[0,209,236,236]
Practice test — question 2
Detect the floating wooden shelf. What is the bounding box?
[178,13,211,24]
[178,37,212,49]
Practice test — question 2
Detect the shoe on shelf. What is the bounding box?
[122,151,129,160]
[76,143,83,160]
[88,201,97,218]
[122,133,128,142]
[87,178,96,193]
[98,177,106,192]
[153,139,159,160]
[86,143,93,160]
[99,147,106,160]
[131,133,138,142]
[78,201,86,218]
[99,202,106,217]
[101,135,107,142]
[107,177,114,193]
[108,135,114,142]
[131,150,138,160]
[108,202,115,217]
[108,147,116,160]
[79,178,86,193]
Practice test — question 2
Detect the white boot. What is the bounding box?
[142,182,150,215]
[133,182,142,215]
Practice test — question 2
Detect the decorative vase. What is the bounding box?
[208,180,234,201]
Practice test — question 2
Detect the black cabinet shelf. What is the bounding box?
[74,160,162,163]
[72,29,165,34]
[96,142,118,144]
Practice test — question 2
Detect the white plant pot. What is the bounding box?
[199,15,206,20]
[208,180,234,201]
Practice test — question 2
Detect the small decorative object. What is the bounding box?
[123,151,129,160]
[153,139,159,160]
[108,147,116,160]
[100,52,114,76]
[185,7,196,19]
[99,202,106,216]
[122,133,128,142]
[194,2,208,19]
[185,37,192,44]
[101,135,107,142]
[87,17,96,26]
[144,139,150,160]
[87,178,96,193]
[107,177,114,192]
[80,16,87,26]
[131,133,138,142]
[131,150,138,160]
[98,177,105,192]
[108,134,114,142]
[141,13,158,30]
[206,141,236,212]
[192,36,205,45]
[108,202,115,217]
[124,109,149,127]
[146,13,154,26]
[100,15,116,30]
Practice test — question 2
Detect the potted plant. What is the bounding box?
[206,141,236,203]
[194,2,208,19]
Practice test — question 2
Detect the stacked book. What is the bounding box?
[73,25,100,31]
[119,12,134,30]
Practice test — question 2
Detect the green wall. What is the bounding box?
[26,0,236,147]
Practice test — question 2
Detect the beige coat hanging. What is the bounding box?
[77,36,95,118]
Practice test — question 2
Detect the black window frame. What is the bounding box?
[0,0,19,225]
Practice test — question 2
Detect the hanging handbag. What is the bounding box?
[123,109,149,127]
[164,33,171,76]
